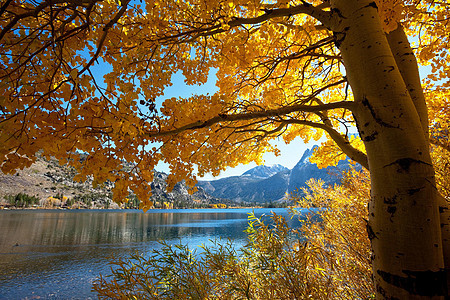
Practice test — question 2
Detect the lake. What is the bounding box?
[0,208,302,299]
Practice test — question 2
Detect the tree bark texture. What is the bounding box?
[330,0,447,298]
[387,24,450,293]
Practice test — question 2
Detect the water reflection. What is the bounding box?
[0,208,299,299]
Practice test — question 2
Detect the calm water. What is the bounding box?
[0,208,301,299]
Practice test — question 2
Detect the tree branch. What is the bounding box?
[158,3,332,44]
[78,0,130,75]
[229,3,332,28]
[0,0,13,19]
[145,100,356,136]
[0,0,93,43]
[285,119,369,169]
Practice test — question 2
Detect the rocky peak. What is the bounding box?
[242,164,289,178]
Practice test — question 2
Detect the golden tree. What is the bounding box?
[1,0,449,297]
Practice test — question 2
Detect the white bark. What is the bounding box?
[330,0,447,298]
[387,23,450,290]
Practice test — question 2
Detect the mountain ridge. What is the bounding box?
[241,164,289,178]
[196,146,355,203]
[0,156,224,209]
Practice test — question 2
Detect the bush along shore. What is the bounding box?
[0,192,118,210]
[0,191,288,210]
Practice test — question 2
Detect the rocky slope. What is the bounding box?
[0,157,113,208]
[0,156,223,209]
[148,171,232,208]
[241,164,289,178]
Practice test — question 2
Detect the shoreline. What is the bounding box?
[0,205,264,211]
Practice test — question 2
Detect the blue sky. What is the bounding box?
[198,138,318,180]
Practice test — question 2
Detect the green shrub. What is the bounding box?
[124,195,140,209]
[5,193,40,207]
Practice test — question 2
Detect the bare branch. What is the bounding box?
[0,0,90,42]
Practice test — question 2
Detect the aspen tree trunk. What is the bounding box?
[330,1,447,298]
[386,25,450,290]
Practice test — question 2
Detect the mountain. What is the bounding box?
[197,169,291,203]
[287,146,354,195]
[242,164,289,178]
[196,147,356,203]
[148,171,226,208]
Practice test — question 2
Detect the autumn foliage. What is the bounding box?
[0,0,447,207]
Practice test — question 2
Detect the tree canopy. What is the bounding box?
[0,0,447,206]
[2,0,450,297]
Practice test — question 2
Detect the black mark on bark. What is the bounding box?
[377,269,448,296]
[362,96,397,128]
[333,26,349,48]
[362,131,378,142]
[383,195,397,205]
[365,220,378,240]
[376,284,400,300]
[396,158,415,171]
[384,66,395,72]
[407,187,424,195]
[387,206,397,220]
[366,1,378,9]
[331,7,346,19]
[384,158,432,173]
